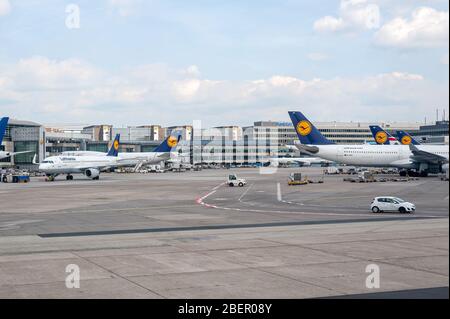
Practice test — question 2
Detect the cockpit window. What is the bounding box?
[42,160,54,164]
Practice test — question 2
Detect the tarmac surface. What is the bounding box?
[0,167,448,298]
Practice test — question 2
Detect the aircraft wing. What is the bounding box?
[7,151,34,157]
[409,145,448,165]
[295,144,320,154]
[121,153,170,165]
[284,145,298,151]
[289,159,316,165]
[293,158,333,165]
[291,159,309,164]
[73,159,136,172]
[157,153,171,160]
[271,157,332,166]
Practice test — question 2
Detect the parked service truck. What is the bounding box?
[228,174,246,187]
[325,167,339,175]
[288,173,308,186]
[1,173,30,183]
[358,171,375,183]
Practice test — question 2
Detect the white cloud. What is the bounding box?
[314,16,345,33]
[108,0,141,17]
[11,56,101,89]
[314,0,381,33]
[184,65,201,78]
[0,0,11,16]
[0,57,447,125]
[307,53,329,61]
[375,7,449,48]
[173,79,201,100]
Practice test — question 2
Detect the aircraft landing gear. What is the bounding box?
[66,175,74,181]
[407,170,419,177]
[405,170,428,178]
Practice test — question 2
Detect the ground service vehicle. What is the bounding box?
[288,173,308,186]
[228,174,246,187]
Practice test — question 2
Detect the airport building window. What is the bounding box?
[87,144,109,153]
[13,141,39,164]
[141,145,158,152]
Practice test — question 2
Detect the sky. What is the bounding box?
[0,0,449,127]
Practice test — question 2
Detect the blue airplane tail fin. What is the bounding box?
[288,112,334,145]
[396,131,420,145]
[154,134,182,153]
[107,134,121,157]
[369,125,395,145]
[0,117,9,144]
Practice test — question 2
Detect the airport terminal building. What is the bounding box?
[1,117,448,169]
[0,119,45,170]
[252,120,422,145]
[412,120,449,145]
[179,121,425,165]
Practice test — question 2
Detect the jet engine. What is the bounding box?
[85,168,100,179]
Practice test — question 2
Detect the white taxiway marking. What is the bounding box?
[196,183,442,218]
[238,183,253,202]
[197,186,371,217]
[0,220,44,231]
[277,183,282,202]
[213,183,225,191]
[196,182,226,209]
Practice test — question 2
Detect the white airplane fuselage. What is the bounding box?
[61,151,171,165]
[269,157,333,167]
[0,151,11,160]
[298,144,449,171]
[38,155,135,178]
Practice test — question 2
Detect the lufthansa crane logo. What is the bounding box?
[167,136,178,148]
[297,121,312,136]
[401,135,412,145]
[113,140,119,150]
[375,131,388,144]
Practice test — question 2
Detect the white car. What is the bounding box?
[371,197,416,214]
[228,174,247,187]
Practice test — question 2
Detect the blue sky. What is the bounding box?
[0,0,449,126]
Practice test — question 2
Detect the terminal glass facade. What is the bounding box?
[13,141,39,164]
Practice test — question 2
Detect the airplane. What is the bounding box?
[0,117,34,160]
[268,157,333,167]
[289,111,449,177]
[369,125,400,145]
[396,130,421,146]
[61,134,182,166]
[36,134,136,181]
